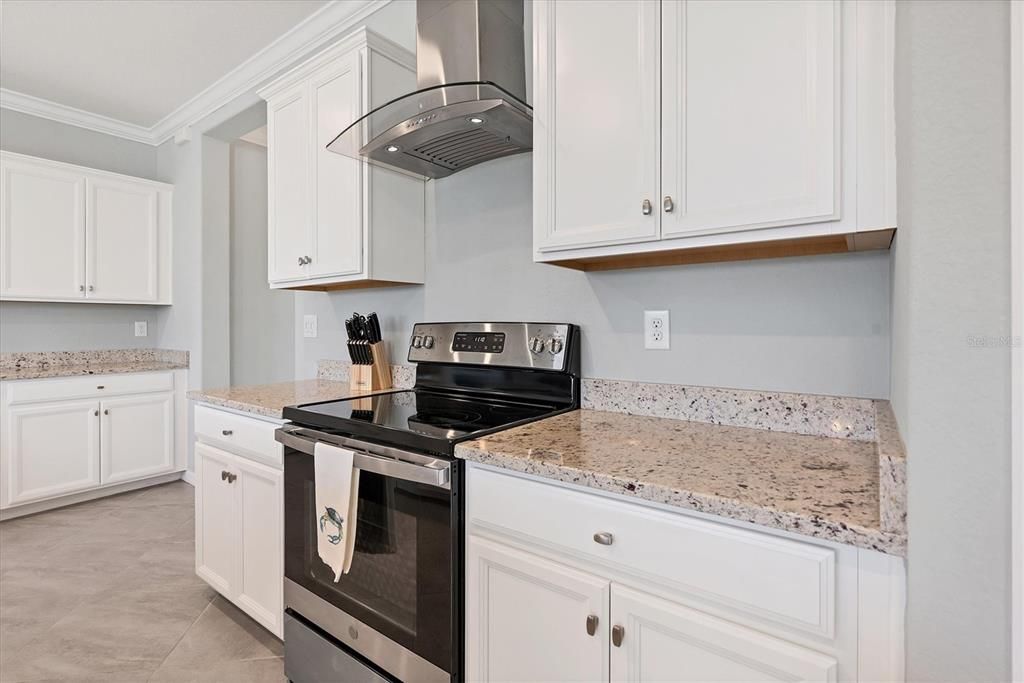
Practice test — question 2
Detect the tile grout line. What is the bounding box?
[147,595,218,682]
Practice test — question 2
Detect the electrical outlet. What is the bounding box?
[644,310,670,350]
[134,321,148,337]
[303,314,318,338]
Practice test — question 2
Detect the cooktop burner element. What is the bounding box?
[282,322,581,456]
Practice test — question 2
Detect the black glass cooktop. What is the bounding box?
[282,389,566,456]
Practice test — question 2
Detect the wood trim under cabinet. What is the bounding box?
[546,229,895,272]
[280,278,421,292]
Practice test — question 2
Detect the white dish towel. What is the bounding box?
[314,441,360,581]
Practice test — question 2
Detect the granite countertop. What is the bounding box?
[455,409,906,556]
[0,349,189,381]
[189,380,368,419]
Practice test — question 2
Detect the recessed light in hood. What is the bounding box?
[327,0,531,180]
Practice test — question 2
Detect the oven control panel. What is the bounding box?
[408,322,573,371]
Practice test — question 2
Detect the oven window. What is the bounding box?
[284,450,453,673]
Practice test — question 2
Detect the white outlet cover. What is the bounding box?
[644,310,670,350]
[303,314,318,338]
[134,321,148,337]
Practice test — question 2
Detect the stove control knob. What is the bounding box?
[412,335,423,349]
[529,336,545,354]
[423,335,435,349]
[548,338,564,355]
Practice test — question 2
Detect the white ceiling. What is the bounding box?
[0,0,328,128]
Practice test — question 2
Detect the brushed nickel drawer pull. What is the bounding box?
[593,532,614,546]
[586,614,599,636]
[641,199,652,216]
[612,625,624,647]
[221,429,233,436]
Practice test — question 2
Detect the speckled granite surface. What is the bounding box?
[874,402,907,535]
[456,409,906,555]
[0,349,189,381]
[317,359,415,388]
[582,378,877,441]
[188,380,359,419]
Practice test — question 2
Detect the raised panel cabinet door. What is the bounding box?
[4,399,100,506]
[466,536,610,683]
[195,443,239,597]
[99,391,174,485]
[85,177,160,302]
[534,0,661,252]
[234,455,283,637]
[267,85,312,283]
[610,584,837,683]
[661,0,839,239]
[0,157,85,299]
[310,52,363,279]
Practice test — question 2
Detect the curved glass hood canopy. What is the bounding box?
[327,0,532,180]
[327,81,532,180]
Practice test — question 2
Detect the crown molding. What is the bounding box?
[0,0,391,147]
[0,88,155,144]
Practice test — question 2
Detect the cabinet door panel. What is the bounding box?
[534,0,661,251]
[467,536,609,682]
[268,86,311,283]
[610,585,836,682]
[4,399,99,506]
[0,158,85,299]
[195,443,238,596]
[235,456,283,637]
[662,0,839,239]
[86,177,159,302]
[311,53,363,278]
[100,392,174,484]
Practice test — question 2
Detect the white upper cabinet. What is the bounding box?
[534,0,662,250]
[0,158,85,300]
[534,0,896,268]
[661,0,838,239]
[0,151,173,304]
[260,29,425,291]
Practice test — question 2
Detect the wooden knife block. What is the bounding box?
[350,342,392,394]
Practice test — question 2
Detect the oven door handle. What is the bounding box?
[275,426,452,489]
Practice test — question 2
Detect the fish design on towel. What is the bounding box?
[319,506,343,545]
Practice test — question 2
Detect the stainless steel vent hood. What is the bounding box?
[327,0,531,179]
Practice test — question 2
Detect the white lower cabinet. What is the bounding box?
[467,536,610,683]
[193,405,283,638]
[465,464,905,683]
[4,398,101,505]
[610,584,836,683]
[100,392,173,484]
[0,371,186,515]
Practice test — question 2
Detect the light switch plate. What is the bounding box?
[134,321,148,337]
[303,315,318,338]
[644,310,670,350]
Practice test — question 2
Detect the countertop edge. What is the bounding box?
[187,393,285,420]
[455,443,907,557]
[0,361,189,382]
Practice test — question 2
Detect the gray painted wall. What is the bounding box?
[230,141,294,385]
[295,154,892,397]
[891,1,1012,680]
[0,107,161,353]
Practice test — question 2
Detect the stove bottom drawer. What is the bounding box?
[284,610,394,683]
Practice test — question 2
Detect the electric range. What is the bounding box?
[275,322,580,683]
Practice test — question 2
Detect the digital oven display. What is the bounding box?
[452,331,506,353]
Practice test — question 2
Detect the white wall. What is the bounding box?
[295,154,892,397]
[230,141,294,385]
[0,107,162,353]
[891,1,1012,680]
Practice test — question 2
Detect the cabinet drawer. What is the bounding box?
[467,466,836,638]
[194,404,282,468]
[5,371,173,405]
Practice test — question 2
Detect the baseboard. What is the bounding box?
[0,471,185,521]
[181,469,197,487]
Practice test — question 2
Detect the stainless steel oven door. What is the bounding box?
[276,426,455,683]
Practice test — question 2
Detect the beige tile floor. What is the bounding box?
[0,482,285,682]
